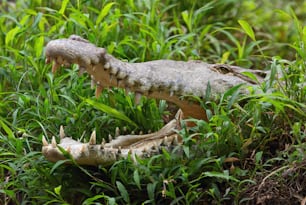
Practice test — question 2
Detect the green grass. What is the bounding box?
[1,0,305,204]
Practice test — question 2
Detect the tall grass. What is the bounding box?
[0,0,305,204]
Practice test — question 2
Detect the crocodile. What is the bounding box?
[42,35,266,166]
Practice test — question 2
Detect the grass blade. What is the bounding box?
[84,98,137,127]
[238,19,256,41]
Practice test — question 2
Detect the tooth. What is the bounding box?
[139,131,143,135]
[162,136,168,146]
[115,127,120,137]
[135,92,142,104]
[79,67,86,75]
[95,85,103,97]
[148,130,151,134]
[51,136,57,148]
[89,130,96,145]
[52,62,60,73]
[125,87,131,95]
[131,151,136,162]
[175,109,184,121]
[101,138,106,145]
[92,65,96,71]
[81,144,86,153]
[101,138,105,149]
[117,79,122,87]
[131,131,135,135]
[173,135,179,145]
[104,62,110,70]
[154,143,159,151]
[45,57,51,64]
[123,126,127,133]
[109,74,113,83]
[108,134,113,142]
[60,125,65,139]
[42,136,48,146]
[170,91,174,97]
[118,146,122,154]
[91,79,95,89]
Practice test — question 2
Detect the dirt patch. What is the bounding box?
[241,160,306,204]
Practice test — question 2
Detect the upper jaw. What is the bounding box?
[45,36,106,73]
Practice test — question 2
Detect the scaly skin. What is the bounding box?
[42,35,266,166]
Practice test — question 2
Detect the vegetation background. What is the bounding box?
[0,0,305,204]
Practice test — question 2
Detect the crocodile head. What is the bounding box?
[42,35,266,166]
